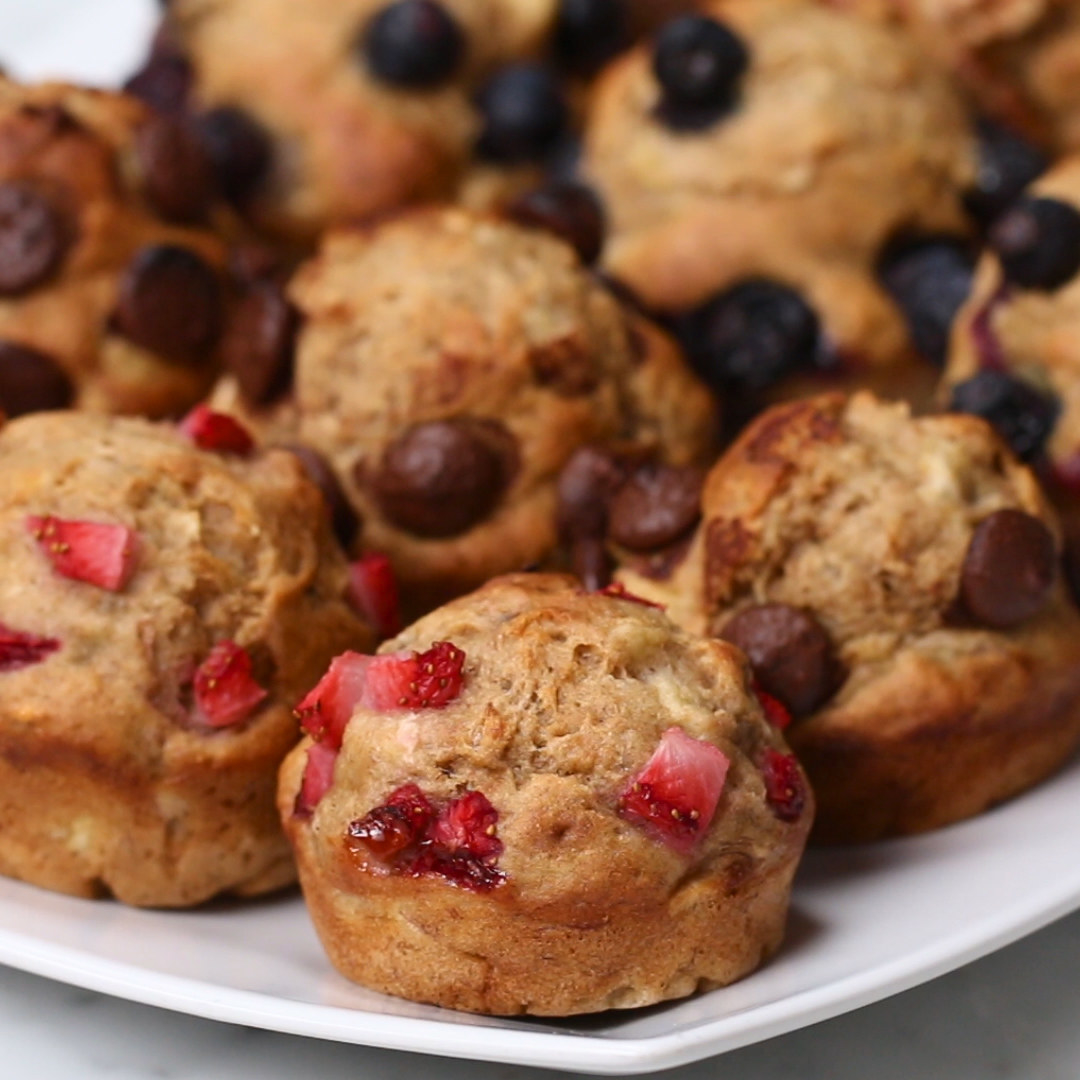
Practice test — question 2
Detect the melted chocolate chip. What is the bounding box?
[965,118,1048,226]
[222,281,297,405]
[114,245,222,362]
[0,182,71,296]
[554,0,628,76]
[960,509,1056,628]
[988,196,1080,291]
[475,65,569,165]
[607,462,704,552]
[556,444,633,540]
[281,443,361,550]
[361,0,465,88]
[720,603,842,717]
[570,535,613,592]
[371,418,517,537]
[506,181,605,265]
[135,114,215,223]
[949,370,1059,463]
[194,107,272,207]
[0,339,73,416]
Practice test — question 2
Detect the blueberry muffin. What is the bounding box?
[0,77,236,419]
[581,0,979,407]
[617,392,1080,842]
[0,410,373,906]
[278,572,811,1015]
[209,206,717,614]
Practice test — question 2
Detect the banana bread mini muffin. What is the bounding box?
[0,77,236,420]
[0,410,373,907]
[582,0,979,406]
[209,206,717,615]
[278,572,812,1016]
[617,392,1080,842]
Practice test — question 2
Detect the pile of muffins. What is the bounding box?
[1,0,1079,1018]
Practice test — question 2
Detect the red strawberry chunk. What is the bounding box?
[27,516,138,591]
[294,652,374,747]
[754,684,792,730]
[347,552,402,640]
[620,726,730,853]
[0,623,60,671]
[295,740,339,816]
[193,640,267,727]
[179,404,254,455]
[347,783,436,864]
[360,642,466,711]
[595,582,665,610]
[430,790,503,861]
[761,749,807,823]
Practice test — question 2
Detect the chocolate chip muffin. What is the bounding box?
[133,0,589,245]
[278,572,812,1015]
[0,76,237,420]
[0,410,373,906]
[210,206,717,615]
[617,392,1080,842]
[581,0,979,408]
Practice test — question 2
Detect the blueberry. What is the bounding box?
[652,15,748,131]
[554,0,628,76]
[964,118,1048,226]
[949,369,1059,462]
[988,196,1080,291]
[193,107,272,206]
[879,238,975,367]
[475,64,569,164]
[505,181,605,264]
[680,279,820,394]
[361,0,465,89]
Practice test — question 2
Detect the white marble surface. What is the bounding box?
[0,907,1076,1079]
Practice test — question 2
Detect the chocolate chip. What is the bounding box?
[960,509,1056,628]
[570,535,612,592]
[0,182,71,296]
[114,245,222,362]
[371,418,517,537]
[194,107,272,207]
[135,114,215,224]
[0,339,73,416]
[607,462,704,552]
[222,281,297,405]
[280,443,361,550]
[720,603,842,717]
[506,181,606,265]
[988,196,1080,291]
[123,31,192,114]
[556,444,633,540]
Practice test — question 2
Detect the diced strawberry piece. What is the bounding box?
[430,790,503,861]
[360,642,466,711]
[294,651,374,747]
[193,640,267,727]
[295,740,339,816]
[761,749,807,823]
[27,516,138,591]
[595,582,666,610]
[347,552,402,640]
[0,623,60,671]
[754,684,792,730]
[620,726,730,853]
[179,404,254,455]
[408,846,507,892]
[347,783,436,863]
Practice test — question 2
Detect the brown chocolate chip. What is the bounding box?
[506,181,606,265]
[0,339,73,416]
[556,444,634,540]
[222,281,297,405]
[370,418,517,538]
[720,603,842,717]
[194,107,272,207]
[960,508,1056,628]
[123,27,192,114]
[607,462,704,552]
[570,535,612,592]
[528,334,598,396]
[134,114,215,223]
[114,245,222,363]
[280,443,361,550]
[0,182,71,296]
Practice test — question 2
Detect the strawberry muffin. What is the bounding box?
[581,0,979,407]
[617,392,1080,842]
[209,206,717,615]
[278,572,811,1015]
[0,410,373,906]
[0,76,237,420]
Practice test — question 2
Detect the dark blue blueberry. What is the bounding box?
[361,0,465,89]
[652,15,748,131]
[193,107,272,206]
[554,0,628,76]
[879,238,975,367]
[964,118,1048,226]
[988,196,1080,291]
[949,369,1059,462]
[680,279,820,394]
[506,181,605,264]
[475,65,569,164]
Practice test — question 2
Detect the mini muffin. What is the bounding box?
[943,156,1080,549]
[209,206,717,614]
[0,410,373,906]
[131,0,590,245]
[0,77,235,419]
[618,392,1080,842]
[278,572,812,1016]
[582,0,979,407]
